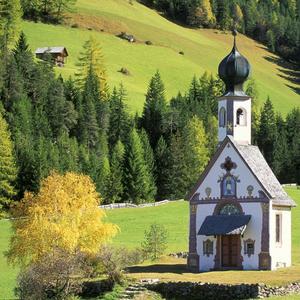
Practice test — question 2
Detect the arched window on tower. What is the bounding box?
[236,108,247,126]
[219,107,226,127]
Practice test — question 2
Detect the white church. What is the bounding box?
[187,31,296,272]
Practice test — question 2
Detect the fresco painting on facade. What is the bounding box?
[187,30,296,273]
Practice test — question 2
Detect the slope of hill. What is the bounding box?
[23,0,299,114]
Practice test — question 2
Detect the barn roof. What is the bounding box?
[187,136,296,207]
[35,47,68,56]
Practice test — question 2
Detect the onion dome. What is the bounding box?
[218,30,251,96]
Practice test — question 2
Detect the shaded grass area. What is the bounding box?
[21,0,300,114]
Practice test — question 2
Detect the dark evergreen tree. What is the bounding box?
[155,136,170,200]
[124,128,153,203]
[0,107,17,213]
[79,68,100,149]
[140,71,167,148]
[166,131,188,199]
[108,85,130,149]
[272,115,289,182]
[140,129,157,200]
[106,140,125,203]
[257,98,277,167]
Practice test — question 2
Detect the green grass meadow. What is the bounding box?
[0,187,299,299]
[21,0,300,114]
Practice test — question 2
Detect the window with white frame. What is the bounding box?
[275,214,282,244]
[244,239,255,257]
[203,239,214,256]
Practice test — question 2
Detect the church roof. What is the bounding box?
[187,136,296,207]
[198,214,251,236]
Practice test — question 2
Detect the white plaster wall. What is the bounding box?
[269,206,292,270]
[218,100,227,142]
[240,203,262,269]
[233,99,251,145]
[195,144,263,199]
[196,204,216,271]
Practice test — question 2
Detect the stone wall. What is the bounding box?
[145,281,300,300]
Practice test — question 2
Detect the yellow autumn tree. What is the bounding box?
[76,37,109,100]
[7,172,118,266]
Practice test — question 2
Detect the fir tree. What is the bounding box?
[80,68,100,149]
[272,115,289,182]
[257,98,277,167]
[183,116,209,190]
[0,108,17,212]
[12,32,35,94]
[106,140,125,203]
[0,0,22,48]
[108,85,130,148]
[166,131,188,199]
[155,136,170,200]
[124,128,152,204]
[46,77,77,138]
[140,71,167,148]
[76,37,109,100]
[140,129,157,200]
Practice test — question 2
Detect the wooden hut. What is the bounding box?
[35,47,69,67]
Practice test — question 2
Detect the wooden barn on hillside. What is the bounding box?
[35,46,69,67]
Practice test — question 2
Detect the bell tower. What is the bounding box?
[218,30,252,145]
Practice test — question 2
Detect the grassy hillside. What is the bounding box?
[0,187,299,298]
[21,0,299,114]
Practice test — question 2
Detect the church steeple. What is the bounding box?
[217,30,252,145]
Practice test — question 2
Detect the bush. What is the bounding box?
[141,223,168,261]
[15,249,92,300]
[95,246,144,284]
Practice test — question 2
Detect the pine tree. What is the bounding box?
[140,129,157,200]
[106,140,125,203]
[46,77,77,138]
[0,108,17,212]
[183,116,209,190]
[0,0,22,48]
[272,115,289,182]
[79,68,100,149]
[108,85,130,149]
[246,79,260,144]
[216,0,232,30]
[124,128,152,204]
[76,37,109,100]
[167,131,188,199]
[155,136,170,200]
[187,0,216,28]
[13,32,35,94]
[290,131,300,184]
[140,71,167,148]
[257,98,277,167]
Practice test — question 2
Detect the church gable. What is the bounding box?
[187,137,268,201]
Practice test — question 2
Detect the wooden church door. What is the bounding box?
[221,235,239,267]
